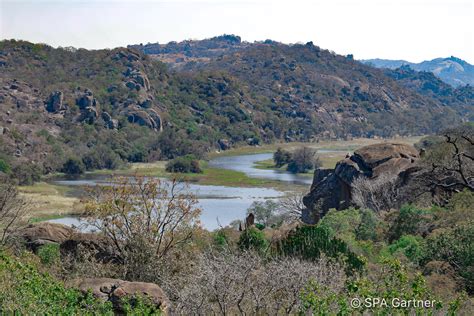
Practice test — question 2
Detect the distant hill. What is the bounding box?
[1,37,472,181]
[361,57,474,87]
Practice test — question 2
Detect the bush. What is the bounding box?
[62,157,85,176]
[273,147,291,167]
[37,244,60,265]
[388,205,432,242]
[422,224,474,294]
[11,163,42,185]
[0,251,114,314]
[286,147,321,173]
[165,155,202,173]
[0,159,10,173]
[277,225,365,273]
[388,235,424,263]
[238,227,268,253]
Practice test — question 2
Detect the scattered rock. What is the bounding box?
[71,278,170,314]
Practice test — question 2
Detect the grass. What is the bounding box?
[25,136,423,220]
[208,136,423,159]
[18,182,84,222]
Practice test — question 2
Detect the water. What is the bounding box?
[47,151,342,230]
[208,153,314,185]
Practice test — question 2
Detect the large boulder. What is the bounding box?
[60,232,119,263]
[302,143,420,223]
[45,91,65,113]
[126,108,162,131]
[71,278,170,314]
[16,222,75,251]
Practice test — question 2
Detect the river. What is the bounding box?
[47,151,339,230]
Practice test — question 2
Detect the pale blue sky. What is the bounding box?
[1,0,473,63]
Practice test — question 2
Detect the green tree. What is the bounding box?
[62,157,85,176]
[287,147,321,173]
[273,147,292,168]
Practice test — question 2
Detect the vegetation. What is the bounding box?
[165,155,202,173]
[273,146,321,173]
[1,38,472,185]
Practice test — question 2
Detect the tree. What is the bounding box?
[246,200,279,226]
[0,177,28,246]
[351,173,399,212]
[62,157,85,176]
[273,148,291,168]
[422,124,474,194]
[165,155,202,173]
[171,251,346,315]
[277,192,306,221]
[85,176,201,280]
[287,147,320,173]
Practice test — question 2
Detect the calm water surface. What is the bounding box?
[48,151,341,230]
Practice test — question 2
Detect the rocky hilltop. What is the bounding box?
[0,38,473,181]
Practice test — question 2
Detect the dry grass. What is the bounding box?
[18,182,83,222]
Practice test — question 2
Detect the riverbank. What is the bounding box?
[21,136,423,222]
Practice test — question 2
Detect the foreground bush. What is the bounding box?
[0,251,114,314]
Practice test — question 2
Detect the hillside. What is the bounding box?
[362,57,474,87]
[0,38,472,181]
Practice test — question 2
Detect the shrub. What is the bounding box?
[165,155,202,173]
[37,243,60,265]
[0,251,114,314]
[388,205,432,242]
[277,225,365,273]
[0,159,10,173]
[85,176,201,281]
[273,147,292,167]
[62,157,85,176]
[422,224,474,294]
[11,163,42,185]
[238,227,268,253]
[286,147,321,173]
[299,259,462,315]
[388,235,424,263]
[355,209,379,241]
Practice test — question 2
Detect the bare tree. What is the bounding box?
[423,126,474,194]
[170,251,346,315]
[0,177,28,246]
[278,192,306,221]
[352,173,399,212]
[85,176,201,280]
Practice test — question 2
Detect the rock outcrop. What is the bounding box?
[45,91,65,113]
[125,107,162,131]
[76,89,99,123]
[71,277,170,313]
[302,143,419,224]
[60,232,118,263]
[16,222,75,251]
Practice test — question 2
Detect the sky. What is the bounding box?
[1,0,473,63]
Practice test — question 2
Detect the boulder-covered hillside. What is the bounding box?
[0,38,472,180]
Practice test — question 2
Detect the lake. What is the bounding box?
[47,151,341,230]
